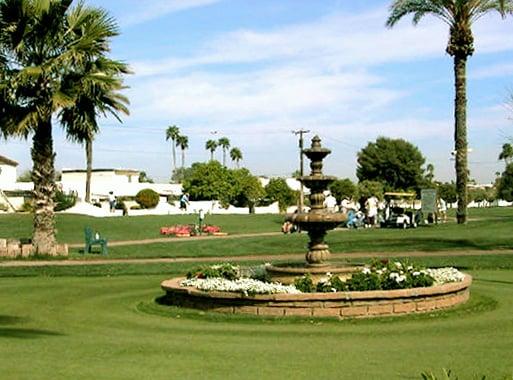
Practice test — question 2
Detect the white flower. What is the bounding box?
[423,267,465,284]
[396,275,406,283]
[394,262,403,269]
[412,271,421,276]
[389,272,399,279]
[181,277,301,294]
[407,266,413,271]
[362,267,371,274]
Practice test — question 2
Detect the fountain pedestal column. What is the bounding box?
[267,135,351,283]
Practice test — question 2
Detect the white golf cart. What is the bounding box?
[380,192,418,229]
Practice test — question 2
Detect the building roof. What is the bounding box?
[62,168,140,174]
[0,154,19,166]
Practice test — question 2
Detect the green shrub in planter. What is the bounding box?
[294,274,315,293]
[135,188,160,209]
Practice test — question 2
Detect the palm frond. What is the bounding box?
[386,0,454,27]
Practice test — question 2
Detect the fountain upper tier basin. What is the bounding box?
[299,175,337,189]
[286,211,347,228]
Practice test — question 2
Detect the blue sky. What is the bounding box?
[2,0,513,183]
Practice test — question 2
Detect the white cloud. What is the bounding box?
[117,0,221,27]
[472,62,513,79]
[131,7,513,77]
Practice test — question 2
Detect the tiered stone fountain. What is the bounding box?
[160,135,472,319]
[266,135,353,283]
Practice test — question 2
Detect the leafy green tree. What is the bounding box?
[387,0,513,224]
[357,180,384,202]
[218,137,230,166]
[438,182,457,204]
[171,167,193,183]
[329,178,357,204]
[205,139,218,161]
[485,186,497,204]
[497,163,513,202]
[265,178,297,212]
[499,142,513,165]
[356,137,426,192]
[468,187,487,206]
[17,170,33,183]
[138,171,154,183]
[0,0,126,254]
[231,168,265,211]
[176,135,189,168]
[230,147,243,168]
[166,125,180,174]
[182,161,263,209]
[183,161,234,204]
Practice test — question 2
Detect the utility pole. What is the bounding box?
[292,129,310,212]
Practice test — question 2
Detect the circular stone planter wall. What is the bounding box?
[160,275,472,319]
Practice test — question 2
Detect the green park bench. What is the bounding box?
[84,226,108,255]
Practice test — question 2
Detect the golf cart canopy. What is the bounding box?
[384,192,416,198]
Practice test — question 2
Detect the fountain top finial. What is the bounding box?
[311,135,321,148]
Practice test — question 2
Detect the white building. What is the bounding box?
[0,154,19,190]
[60,168,182,201]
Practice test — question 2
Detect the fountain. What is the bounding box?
[160,135,472,319]
[266,135,354,283]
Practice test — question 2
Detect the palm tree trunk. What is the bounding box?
[181,148,185,169]
[223,149,226,166]
[210,150,214,161]
[454,55,468,224]
[172,140,177,174]
[85,139,92,203]
[31,117,57,255]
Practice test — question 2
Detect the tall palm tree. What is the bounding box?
[425,163,435,184]
[499,142,513,165]
[218,137,230,166]
[386,0,513,224]
[60,58,130,203]
[0,0,126,254]
[205,139,218,161]
[166,125,180,175]
[176,135,189,168]
[230,147,243,168]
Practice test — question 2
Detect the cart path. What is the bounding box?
[1,249,512,268]
[67,231,285,248]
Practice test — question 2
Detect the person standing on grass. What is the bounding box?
[198,209,205,234]
[180,192,190,211]
[108,191,116,213]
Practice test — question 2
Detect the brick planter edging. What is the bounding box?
[160,274,472,319]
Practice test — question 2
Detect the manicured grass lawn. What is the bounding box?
[0,260,512,379]
[57,206,512,259]
[0,213,284,243]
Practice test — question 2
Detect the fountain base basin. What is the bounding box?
[160,275,472,319]
[266,263,360,285]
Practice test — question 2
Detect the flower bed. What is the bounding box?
[159,224,222,237]
[160,261,471,318]
[177,261,466,295]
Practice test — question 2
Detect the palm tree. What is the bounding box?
[499,143,513,165]
[205,139,218,161]
[230,147,243,168]
[60,58,130,203]
[425,163,435,184]
[0,0,126,254]
[166,125,180,175]
[176,135,189,168]
[218,137,230,166]
[386,0,513,224]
